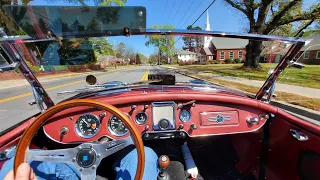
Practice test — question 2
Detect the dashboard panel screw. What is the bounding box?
[79,168,83,172]
[97,154,101,158]
[72,158,76,162]
[92,165,96,170]
[69,117,73,120]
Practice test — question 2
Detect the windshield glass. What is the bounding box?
[0,1,319,132]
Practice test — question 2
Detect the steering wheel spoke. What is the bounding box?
[79,167,97,180]
[95,136,134,158]
[26,148,78,164]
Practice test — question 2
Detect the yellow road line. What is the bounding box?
[0,71,121,104]
[141,67,150,81]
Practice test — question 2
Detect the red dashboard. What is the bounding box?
[43,92,269,144]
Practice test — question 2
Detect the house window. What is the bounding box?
[220,52,225,60]
[317,51,320,59]
[230,52,234,59]
[239,51,243,59]
[303,52,310,59]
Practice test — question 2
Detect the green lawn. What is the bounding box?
[167,64,320,89]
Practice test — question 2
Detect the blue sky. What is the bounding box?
[30,0,318,56]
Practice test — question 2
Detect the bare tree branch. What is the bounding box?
[224,0,256,27]
[293,20,314,37]
[224,0,248,16]
[266,0,302,29]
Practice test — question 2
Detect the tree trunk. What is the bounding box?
[244,40,262,68]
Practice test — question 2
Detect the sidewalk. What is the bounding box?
[166,66,320,99]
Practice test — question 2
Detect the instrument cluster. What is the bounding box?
[43,101,267,143]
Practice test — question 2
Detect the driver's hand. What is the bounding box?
[4,163,36,180]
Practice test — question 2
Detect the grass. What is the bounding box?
[194,74,320,111]
[168,64,320,89]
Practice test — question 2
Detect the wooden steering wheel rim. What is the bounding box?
[14,99,145,180]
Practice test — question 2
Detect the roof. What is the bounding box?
[177,50,196,55]
[211,37,248,49]
[301,34,320,51]
[203,47,212,55]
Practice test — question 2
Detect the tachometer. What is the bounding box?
[75,114,100,138]
[179,110,191,122]
[108,114,130,136]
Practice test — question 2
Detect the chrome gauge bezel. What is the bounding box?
[179,110,192,122]
[108,114,130,136]
[135,112,148,125]
[75,114,101,139]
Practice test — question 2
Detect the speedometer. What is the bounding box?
[75,114,100,138]
[108,114,130,136]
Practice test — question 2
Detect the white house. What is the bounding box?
[177,50,197,62]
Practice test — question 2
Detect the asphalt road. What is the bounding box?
[0,65,192,132]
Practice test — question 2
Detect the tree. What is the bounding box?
[145,24,176,65]
[182,25,202,53]
[136,53,141,64]
[225,0,320,68]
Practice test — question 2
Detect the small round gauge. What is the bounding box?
[75,114,100,138]
[179,110,191,122]
[108,115,129,136]
[135,112,148,124]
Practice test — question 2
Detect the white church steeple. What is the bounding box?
[203,9,212,48]
[205,10,211,31]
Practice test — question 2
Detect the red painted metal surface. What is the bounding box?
[265,117,320,180]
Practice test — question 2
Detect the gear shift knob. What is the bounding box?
[158,155,170,169]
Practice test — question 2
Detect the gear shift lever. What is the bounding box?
[158,155,170,180]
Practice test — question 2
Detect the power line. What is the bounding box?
[176,0,196,28]
[168,0,176,21]
[180,0,205,29]
[174,0,217,45]
[172,0,183,22]
[189,0,217,27]
[162,0,169,24]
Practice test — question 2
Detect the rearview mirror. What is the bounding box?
[0,46,19,72]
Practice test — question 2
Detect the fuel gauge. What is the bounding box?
[179,110,191,122]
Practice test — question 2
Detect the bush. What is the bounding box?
[54,65,68,71]
[225,58,233,64]
[212,60,219,64]
[69,65,87,72]
[234,58,241,63]
[87,63,102,71]
[200,60,210,65]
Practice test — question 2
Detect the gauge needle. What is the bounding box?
[83,119,91,127]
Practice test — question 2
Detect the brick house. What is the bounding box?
[200,37,248,62]
[296,35,320,65]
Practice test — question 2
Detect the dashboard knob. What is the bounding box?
[131,105,137,110]
[190,123,197,130]
[179,131,186,139]
[99,112,106,118]
[145,125,149,131]
[143,133,150,140]
[247,117,259,124]
[159,119,169,130]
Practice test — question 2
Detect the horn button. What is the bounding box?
[76,148,96,168]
